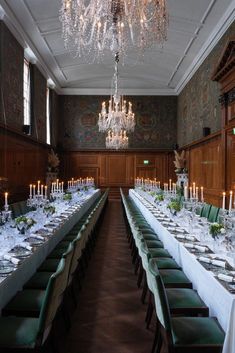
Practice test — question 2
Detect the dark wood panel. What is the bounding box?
[0,129,50,204]
[61,151,174,189]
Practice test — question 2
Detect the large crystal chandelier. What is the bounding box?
[59,0,168,62]
[98,53,135,149]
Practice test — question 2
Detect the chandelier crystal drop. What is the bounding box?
[98,53,135,149]
[59,0,169,62]
[106,130,129,150]
[98,55,135,134]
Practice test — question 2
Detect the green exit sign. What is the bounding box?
[143,160,149,165]
[233,128,235,135]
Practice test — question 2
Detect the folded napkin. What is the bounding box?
[217,273,235,283]
[198,256,226,268]
[212,259,226,268]
[184,243,208,253]
[175,234,196,242]
[3,254,20,265]
[28,234,44,241]
[19,243,33,251]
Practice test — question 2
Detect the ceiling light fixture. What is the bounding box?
[59,0,168,62]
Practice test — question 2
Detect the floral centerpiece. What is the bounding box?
[43,205,56,217]
[167,198,182,215]
[155,194,164,203]
[48,149,60,173]
[15,216,36,234]
[173,150,188,174]
[209,223,226,239]
[63,192,72,202]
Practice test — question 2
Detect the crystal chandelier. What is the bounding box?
[98,53,135,135]
[98,53,135,149]
[59,0,169,62]
[106,130,128,150]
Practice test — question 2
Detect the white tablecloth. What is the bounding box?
[0,189,100,311]
[130,189,235,353]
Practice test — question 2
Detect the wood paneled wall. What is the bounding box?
[0,127,50,204]
[185,133,223,206]
[61,150,175,190]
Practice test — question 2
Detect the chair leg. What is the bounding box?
[137,263,144,288]
[146,293,154,329]
[141,275,148,304]
[151,321,162,353]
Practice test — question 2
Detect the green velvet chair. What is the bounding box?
[0,258,67,351]
[145,259,209,329]
[200,203,212,218]
[2,243,74,317]
[208,205,220,223]
[151,269,225,353]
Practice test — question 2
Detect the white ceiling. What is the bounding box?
[0,0,235,95]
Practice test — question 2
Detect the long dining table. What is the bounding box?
[0,189,101,312]
[129,188,235,353]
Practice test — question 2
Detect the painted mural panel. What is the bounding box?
[178,21,235,147]
[59,95,177,150]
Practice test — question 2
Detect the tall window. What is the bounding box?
[46,87,51,145]
[23,59,31,127]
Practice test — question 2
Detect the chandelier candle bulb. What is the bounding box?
[222,192,226,210]
[229,191,233,212]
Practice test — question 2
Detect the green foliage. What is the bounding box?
[167,198,182,214]
[63,192,72,201]
[15,216,36,227]
[209,223,225,239]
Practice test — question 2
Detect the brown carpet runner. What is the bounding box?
[60,199,153,353]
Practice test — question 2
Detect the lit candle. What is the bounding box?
[189,187,193,200]
[169,179,172,191]
[41,185,44,196]
[196,187,199,200]
[4,192,8,207]
[184,186,188,200]
[229,191,233,212]
[62,182,64,193]
[45,186,48,198]
[29,184,32,198]
[192,182,196,198]
[33,185,36,197]
[56,179,59,190]
[201,186,204,202]
[222,192,226,210]
[37,180,40,195]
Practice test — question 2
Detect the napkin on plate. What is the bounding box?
[217,273,235,283]
[3,254,20,265]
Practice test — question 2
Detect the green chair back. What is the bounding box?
[37,258,66,341]
[10,202,22,218]
[148,259,171,332]
[69,234,83,282]
[200,203,211,218]
[208,206,220,223]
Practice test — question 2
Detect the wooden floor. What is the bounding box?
[59,199,153,353]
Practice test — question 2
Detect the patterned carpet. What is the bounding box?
[60,200,153,353]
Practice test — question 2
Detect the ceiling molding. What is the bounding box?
[57,87,177,96]
[175,0,235,94]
